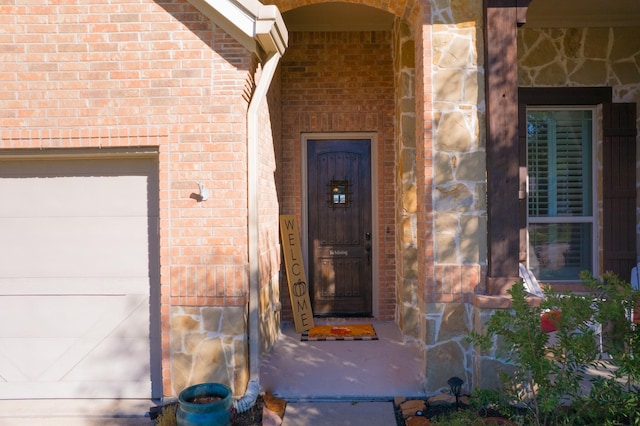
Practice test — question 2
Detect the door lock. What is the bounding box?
[365,232,372,265]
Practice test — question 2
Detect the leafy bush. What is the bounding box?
[470,272,640,426]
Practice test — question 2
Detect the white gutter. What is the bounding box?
[187,0,287,55]
[185,0,287,413]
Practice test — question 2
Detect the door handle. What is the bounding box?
[365,232,371,241]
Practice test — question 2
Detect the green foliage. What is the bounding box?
[155,404,177,426]
[431,408,487,426]
[469,272,640,426]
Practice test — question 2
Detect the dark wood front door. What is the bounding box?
[307,139,373,317]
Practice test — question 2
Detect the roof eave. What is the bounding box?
[187,0,288,55]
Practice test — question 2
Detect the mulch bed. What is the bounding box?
[393,395,515,426]
[230,394,265,426]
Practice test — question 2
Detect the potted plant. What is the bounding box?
[176,382,232,426]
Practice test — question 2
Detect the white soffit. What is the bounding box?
[283,3,394,32]
[525,0,640,28]
[187,0,287,54]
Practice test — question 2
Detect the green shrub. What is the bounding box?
[470,272,640,426]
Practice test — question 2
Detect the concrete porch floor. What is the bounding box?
[260,320,427,401]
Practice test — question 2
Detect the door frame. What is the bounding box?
[301,132,379,318]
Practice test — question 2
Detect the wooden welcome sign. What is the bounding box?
[279,215,314,333]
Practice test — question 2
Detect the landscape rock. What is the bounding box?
[427,394,456,406]
[406,415,432,426]
[400,399,427,418]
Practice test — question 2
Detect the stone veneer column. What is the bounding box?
[170,306,248,396]
[393,18,420,339]
[423,0,486,393]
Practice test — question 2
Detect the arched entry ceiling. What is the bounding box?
[281,0,640,30]
[282,2,394,32]
[525,0,640,27]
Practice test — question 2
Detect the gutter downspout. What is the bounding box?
[233,50,281,413]
[233,3,286,408]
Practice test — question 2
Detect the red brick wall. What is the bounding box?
[0,0,254,396]
[279,31,396,320]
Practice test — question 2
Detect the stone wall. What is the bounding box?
[470,296,516,391]
[431,0,486,271]
[424,302,475,392]
[518,26,640,103]
[170,306,248,396]
[393,18,421,340]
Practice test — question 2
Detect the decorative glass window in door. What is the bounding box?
[526,108,595,281]
[329,180,349,208]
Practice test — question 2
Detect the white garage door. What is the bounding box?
[0,155,159,399]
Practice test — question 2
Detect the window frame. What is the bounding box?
[525,106,599,283]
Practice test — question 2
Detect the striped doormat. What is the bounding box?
[301,324,378,341]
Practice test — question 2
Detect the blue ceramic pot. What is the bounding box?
[176,382,232,426]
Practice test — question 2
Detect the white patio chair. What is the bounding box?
[519,263,545,298]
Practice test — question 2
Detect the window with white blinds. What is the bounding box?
[526,109,595,281]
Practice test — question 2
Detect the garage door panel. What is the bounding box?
[0,296,112,337]
[0,157,157,216]
[0,380,151,399]
[0,294,150,396]
[108,298,152,339]
[62,337,150,381]
[0,338,77,382]
[0,217,149,279]
[0,277,149,295]
[0,176,151,218]
[0,295,148,338]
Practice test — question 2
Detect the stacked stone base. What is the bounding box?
[170,306,248,396]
